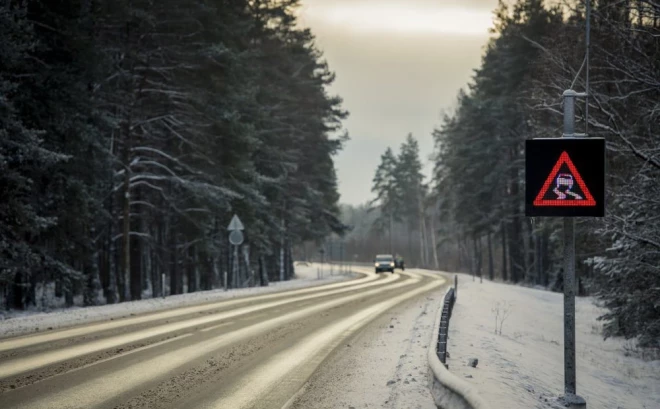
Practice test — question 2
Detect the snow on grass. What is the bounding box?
[445,273,660,409]
[0,263,355,340]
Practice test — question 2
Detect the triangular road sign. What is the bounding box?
[227,214,244,231]
[533,151,596,206]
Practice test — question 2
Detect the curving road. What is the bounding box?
[0,267,446,409]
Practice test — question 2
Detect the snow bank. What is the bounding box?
[446,273,660,409]
[428,287,491,409]
[0,263,355,340]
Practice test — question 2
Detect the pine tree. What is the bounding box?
[0,1,67,309]
[0,0,348,309]
[394,134,426,264]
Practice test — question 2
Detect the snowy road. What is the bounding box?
[0,267,447,409]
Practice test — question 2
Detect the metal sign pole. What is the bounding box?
[232,245,239,288]
[561,91,586,408]
[227,214,245,289]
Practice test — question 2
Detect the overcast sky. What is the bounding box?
[297,0,499,205]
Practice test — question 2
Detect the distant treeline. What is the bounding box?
[1,0,347,310]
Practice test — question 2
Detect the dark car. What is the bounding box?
[394,256,405,271]
[374,254,395,273]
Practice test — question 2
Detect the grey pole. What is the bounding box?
[561,90,586,408]
[233,244,239,288]
[279,226,285,282]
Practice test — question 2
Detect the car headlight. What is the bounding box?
[374,262,379,267]
[390,262,395,267]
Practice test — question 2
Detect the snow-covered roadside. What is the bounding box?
[0,263,356,340]
[445,273,660,409]
[286,271,441,409]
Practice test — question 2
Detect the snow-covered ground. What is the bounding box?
[446,273,660,409]
[0,263,354,339]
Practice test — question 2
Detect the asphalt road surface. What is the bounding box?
[0,267,446,409]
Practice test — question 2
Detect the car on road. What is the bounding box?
[394,256,405,271]
[374,254,395,273]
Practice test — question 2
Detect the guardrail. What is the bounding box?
[437,285,456,368]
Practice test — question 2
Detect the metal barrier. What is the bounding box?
[437,286,456,368]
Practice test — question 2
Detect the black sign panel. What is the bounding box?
[525,138,605,217]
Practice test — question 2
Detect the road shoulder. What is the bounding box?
[287,284,442,409]
[446,273,660,409]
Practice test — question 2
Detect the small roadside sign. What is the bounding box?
[229,230,244,246]
[227,214,244,231]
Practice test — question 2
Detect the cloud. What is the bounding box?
[297,0,498,204]
[300,0,494,37]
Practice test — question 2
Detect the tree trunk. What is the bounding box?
[200,254,212,291]
[389,211,394,255]
[26,271,37,308]
[508,145,524,283]
[64,283,74,308]
[84,241,102,306]
[142,217,150,294]
[99,233,111,303]
[120,138,131,302]
[286,241,294,280]
[477,234,483,278]
[508,215,523,283]
[113,235,123,301]
[457,234,464,271]
[541,227,550,286]
[211,254,220,290]
[487,230,494,281]
[10,272,25,310]
[169,222,181,295]
[418,190,427,267]
[471,234,478,280]
[151,223,162,298]
[465,236,477,280]
[187,245,197,293]
[534,227,542,286]
[419,216,426,267]
[501,221,508,281]
[407,222,413,266]
[430,202,440,269]
[524,218,534,283]
[259,255,268,286]
[103,130,118,304]
[55,275,63,298]
[129,201,142,301]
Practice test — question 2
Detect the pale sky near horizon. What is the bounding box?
[297,0,499,205]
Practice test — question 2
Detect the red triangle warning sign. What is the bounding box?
[533,151,596,206]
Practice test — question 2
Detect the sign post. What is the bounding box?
[525,92,603,409]
[227,214,245,289]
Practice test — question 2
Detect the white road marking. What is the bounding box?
[0,270,396,379]
[0,268,377,353]
[206,276,446,408]
[200,322,235,333]
[5,274,421,409]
